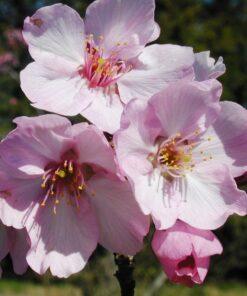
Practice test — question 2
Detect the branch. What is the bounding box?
[114,254,135,296]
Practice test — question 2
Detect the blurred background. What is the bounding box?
[0,0,246,295]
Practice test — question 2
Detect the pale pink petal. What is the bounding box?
[0,178,42,229]
[80,89,123,134]
[21,63,93,116]
[148,22,161,43]
[191,230,223,258]
[0,115,73,173]
[14,115,73,163]
[194,51,226,81]
[114,99,161,180]
[8,227,29,274]
[119,99,162,146]
[14,113,71,132]
[194,101,247,177]
[150,80,221,138]
[26,197,98,278]
[87,175,149,255]
[180,164,247,229]
[118,44,194,103]
[70,123,117,174]
[0,136,45,176]
[23,4,85,67]
[152,224,193,260]
[132,170,180,230]
[193,257,210,283]
[85,0,157,59]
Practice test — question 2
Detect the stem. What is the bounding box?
[114,253,136,296]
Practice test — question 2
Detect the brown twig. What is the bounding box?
[114,254,136,296]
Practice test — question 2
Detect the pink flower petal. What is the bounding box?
[149,22,161,43]
[8,227,29,275]
[152,223,193,260]
[70,123,117,174]
[85,0,157,59]
[0,115,74,174]
[87,175,149,255]
[114,100,161,181]
[23,4,85,68]
[80,89,124,134]
[194,51,226,81]
[0,225,29,275]
[0,177,42,229]
[180,164,247,229]
[193,257,210,283]
[150,80,222,138]
[194,101,247,177]
[26,197,98,278]
[118,44,194,103]
[131,170,181,229]
[21,63,93,116]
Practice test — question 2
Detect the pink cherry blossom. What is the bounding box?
[0,114,149,278]
[114,80,247,230]
[20,1,194,133]
[152,221,223,287]
[193,51,226,82]
[0,224,29,276]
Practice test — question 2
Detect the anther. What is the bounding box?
[41,182,46,189]
[68,161,73,173]
[78,184,86,191]
[55,169,66,178]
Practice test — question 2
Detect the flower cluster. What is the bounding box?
[0,0,246,287]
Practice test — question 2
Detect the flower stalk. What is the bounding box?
[114,254,136,296]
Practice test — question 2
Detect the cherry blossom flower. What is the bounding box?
[193,51,226,81]
[152,221,223,286]
[0,224,29,276]
[20,0,194,133]
[0,114,149,278]
[114,80,247,230]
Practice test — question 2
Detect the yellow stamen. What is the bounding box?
[183,155,192,163]
[68,163,73,174]
[78,184,86,191]
[98,57,105,66]
[56,169,66,178]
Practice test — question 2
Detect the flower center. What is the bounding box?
[177,255,196,270]
[80,34,131,88]
[148,130,213,180]
[158,135,194,177]
[40,154,94,214]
